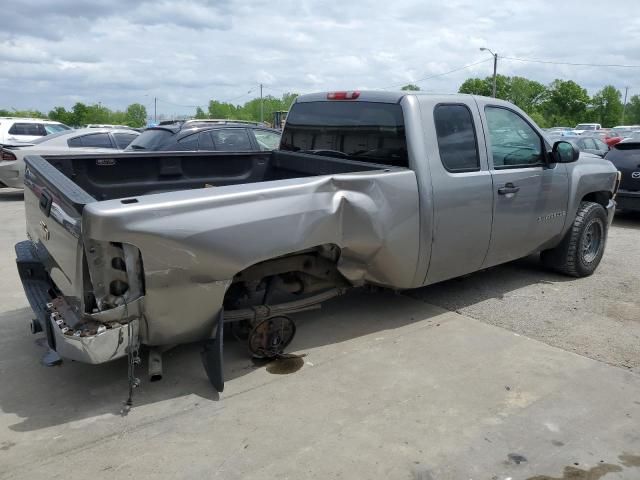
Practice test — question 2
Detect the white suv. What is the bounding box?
[0,117,71,145]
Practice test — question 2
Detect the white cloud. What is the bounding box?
[1,0,639,114]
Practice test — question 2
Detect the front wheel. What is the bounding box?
[541,201,608,277]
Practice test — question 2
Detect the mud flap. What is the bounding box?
[201,311,225,392]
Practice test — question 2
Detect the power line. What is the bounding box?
[223,89,255,103]
[501,56,640,68]
[380,58,492,89]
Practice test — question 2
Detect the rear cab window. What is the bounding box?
[126,129,173,150]
[281,101,408,167]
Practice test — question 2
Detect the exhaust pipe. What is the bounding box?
[148,348,163,382]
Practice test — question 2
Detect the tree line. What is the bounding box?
[0,103,148,128]
[194,92,299,125]
[3,80,639,130]
[456,75,640,128]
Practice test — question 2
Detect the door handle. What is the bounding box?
[498,183,520,195]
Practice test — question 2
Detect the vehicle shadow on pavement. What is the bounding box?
[0,290,443,433]
[406,253,575,311]
[613,210,640,229]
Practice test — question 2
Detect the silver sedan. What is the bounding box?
[0,127,139,189]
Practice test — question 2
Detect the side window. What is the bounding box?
[177,133,199,150]
[198,131,215,150]
[67,136,83,148]
[113,133,138,149]
[485,107,543,168]
[80,133,114,148]
[211,128,253,151]
[433,104,480,172]
[253,129,281,151]
[8,123,47,136]
[594,138,608,151]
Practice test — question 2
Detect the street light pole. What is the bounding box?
[154,97,157,123]
[480,47,498,98]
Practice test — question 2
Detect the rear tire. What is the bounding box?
[541,201,608,277]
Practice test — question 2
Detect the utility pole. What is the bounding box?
[154,97,157,123]
[621,86,629,125]
[491,53,498,98]
[480,48,498,98]
[260,84,263,123]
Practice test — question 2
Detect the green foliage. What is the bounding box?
[0,109,47,118]
[528,111,548,128]
[509,77,546,113]
[47,102,149,127]
[458,74,511,99]
[588,86,623,127]
[459,77,492,96]
[625,95,640,125]
[401,84,420,91]
[458,75,627,127]
[202,92,299,126]
[125,103,147,127]
[540,80,590,127]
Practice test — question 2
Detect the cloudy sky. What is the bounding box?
[2,0,640,116]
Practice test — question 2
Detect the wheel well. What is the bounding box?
[223,244,348,310]
[581,191,610,208]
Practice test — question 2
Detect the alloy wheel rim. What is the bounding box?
[582,221,603,263]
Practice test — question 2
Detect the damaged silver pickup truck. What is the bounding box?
[16,91,620,392]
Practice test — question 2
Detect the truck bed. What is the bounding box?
[21,149,419,355]
[30,150,390,202]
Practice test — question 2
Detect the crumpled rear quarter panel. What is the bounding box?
[82,170,420,345]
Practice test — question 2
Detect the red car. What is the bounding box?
[589,128,624,147]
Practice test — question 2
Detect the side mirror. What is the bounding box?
[552,140,580,163]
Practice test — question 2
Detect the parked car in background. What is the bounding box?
[574,123,601,134]
[545,133,610,157]
[85,124,138,130]
[605,134,640,212]
[545,127,574,134]
[581,131,620,150]
[0,117,71,145]
[0,127,139,189]
[126,121,281,152]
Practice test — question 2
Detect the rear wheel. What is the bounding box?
[541,201,608,277]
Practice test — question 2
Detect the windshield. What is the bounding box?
[44,123,71,134]
[126,129,172,150]
[281,101,408,167]
[575,124,597,130]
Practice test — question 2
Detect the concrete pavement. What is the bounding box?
[1,190,639,479]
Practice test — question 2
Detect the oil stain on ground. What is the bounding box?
[266,354,305,375]
[619,453,640,468]
[527,453,640,480]
[526,463,623,480]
